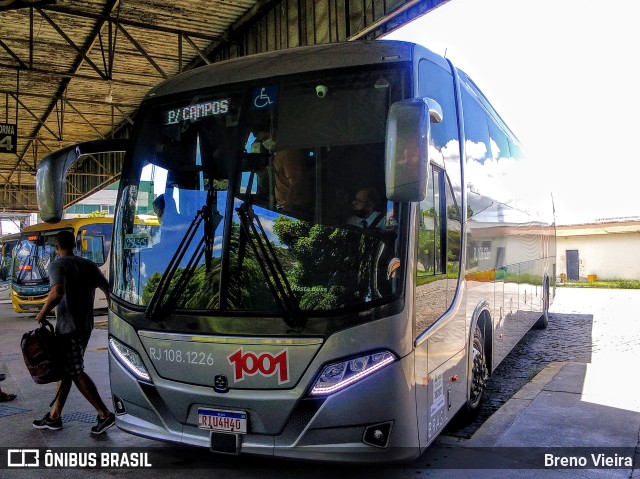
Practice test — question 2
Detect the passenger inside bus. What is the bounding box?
[158,193,181,223]
[245,121,393,234]
[249,129,314,219]
[346,187,386,229]
[273,149,314,216]
[152,194,166,223]
[153,193,180,228]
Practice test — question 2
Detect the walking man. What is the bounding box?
[32,230,115,434]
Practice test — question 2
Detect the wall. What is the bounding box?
[557,233,640,280]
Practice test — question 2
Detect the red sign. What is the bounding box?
[227,349,289,384]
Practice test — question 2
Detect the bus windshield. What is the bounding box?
[12,224,112,285]
[12,233,58,286]
[113,65,408,320]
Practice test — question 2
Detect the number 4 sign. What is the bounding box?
[0,123,17,154]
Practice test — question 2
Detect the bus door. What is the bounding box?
[77,223,112,309]
[413,166,466,447]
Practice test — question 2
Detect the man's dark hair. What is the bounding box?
[56,230,76,251]
[152,194,165,215]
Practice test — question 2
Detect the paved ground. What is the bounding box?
[445,286,639,439]
[0,288,639,478]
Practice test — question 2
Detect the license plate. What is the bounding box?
[198,408,247,434]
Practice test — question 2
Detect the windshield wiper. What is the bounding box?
[235,171,303,328]
[146,190,222,321]
[15,256,33,284]
[35,256,49,282]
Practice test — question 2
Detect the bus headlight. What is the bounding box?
[309,351,396,396]
[109,337,152,383]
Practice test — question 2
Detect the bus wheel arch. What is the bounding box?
[464,306,491,414]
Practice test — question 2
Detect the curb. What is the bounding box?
[463,361,567,447]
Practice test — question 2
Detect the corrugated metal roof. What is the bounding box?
[1,1,259,204]
[0,0,450,212]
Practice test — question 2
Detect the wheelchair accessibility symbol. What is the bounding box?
[251,86,278,110]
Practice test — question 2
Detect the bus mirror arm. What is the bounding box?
[424,98,443,124]
[36,139,130,223]
[384,97,442,203]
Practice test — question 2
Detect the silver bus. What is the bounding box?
[36,40,555,462]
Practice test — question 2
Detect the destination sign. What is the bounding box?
[164,98,230,125]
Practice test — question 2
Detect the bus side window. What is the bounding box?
[77,227,105,265]
[415,166,461,335]
[417,166,445,277]
[445,178,461,278]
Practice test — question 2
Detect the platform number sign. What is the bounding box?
[0,123,17,154]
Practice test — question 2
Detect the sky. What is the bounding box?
[384,0,639,225]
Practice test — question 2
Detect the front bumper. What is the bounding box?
[109,350,420,463]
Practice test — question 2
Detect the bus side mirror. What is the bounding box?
[36,139,130,223]
[384,98,443,202]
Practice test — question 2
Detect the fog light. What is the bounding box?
[113,395,126,414]
[363,421,392,448]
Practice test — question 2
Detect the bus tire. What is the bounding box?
[534,278,550,329]
[464,323,488,414]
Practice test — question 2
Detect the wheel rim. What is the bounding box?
[469,334,487,408]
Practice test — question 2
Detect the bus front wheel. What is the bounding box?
[465,324,488,413]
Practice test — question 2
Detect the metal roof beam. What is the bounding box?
[63,99,106,139]
[40,4,225,42]
[9,93,60,142]
[182,34,211,65]
[182,0,278,72]
[7,0,122,184]
[117,24,167,79]
[0,62,158,88]
[0,39,28,69]
[35,8,108,80]
[0,89,139,108]
[113,105,134,125]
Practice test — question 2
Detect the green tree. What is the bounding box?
[84,210,108,218]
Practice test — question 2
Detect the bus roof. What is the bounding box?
[21,217,114,234]
[145,40,426,100]
[21,216,157,235]
[0,233,20,242]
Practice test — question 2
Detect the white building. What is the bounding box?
[556,219,640,281]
